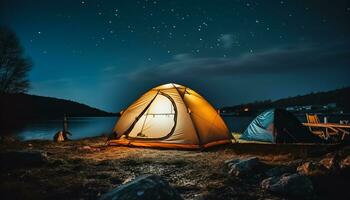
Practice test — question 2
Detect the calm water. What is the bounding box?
[11,115,350,141]
[15,117,117,141]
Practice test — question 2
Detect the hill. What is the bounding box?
[0,93,117,128]
[220,87,350,115]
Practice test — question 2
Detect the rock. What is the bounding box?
[80,145,92,150]
[79,145,101,152]
[261,173,314,198]
[226,157,263,176]
[340,155,350,169]
[0,150,47,169]
[297,161,328,176]
[99,174,183,200]
[265,166,294,177]
[320,154,340,171]
[122,176,135,184]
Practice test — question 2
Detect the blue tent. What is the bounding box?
[240,108,318,143]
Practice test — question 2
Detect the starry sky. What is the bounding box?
[1,0,350,112]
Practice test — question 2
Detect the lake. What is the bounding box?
[9,114,350,141]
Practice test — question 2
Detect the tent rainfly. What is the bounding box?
[108,83,232,149]
[240,108,319,143]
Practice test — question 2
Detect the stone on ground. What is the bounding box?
[265,166,294,177]
[225,157,263,176]
[261,173,314,198]
[99,174,183,200]
[297,161,328,176]
[340,155,350,169]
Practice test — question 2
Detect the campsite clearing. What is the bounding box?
[1,136,350,200]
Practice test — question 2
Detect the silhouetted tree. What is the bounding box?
[0,26,32,93]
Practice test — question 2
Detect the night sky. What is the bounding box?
[1,0,350,112]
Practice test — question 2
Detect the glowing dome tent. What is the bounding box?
[108,83,232,149]
[240,108,318,143]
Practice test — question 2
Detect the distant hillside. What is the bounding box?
[221,87,350,115]
[0,93,117,127]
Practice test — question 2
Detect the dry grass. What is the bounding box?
[1,136,349,199]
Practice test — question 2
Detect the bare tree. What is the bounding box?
[0,26,32,93]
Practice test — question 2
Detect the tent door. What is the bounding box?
[127,92,177,139]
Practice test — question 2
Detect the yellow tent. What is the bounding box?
[108,83,232,149]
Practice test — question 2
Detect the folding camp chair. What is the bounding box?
[306,114,339,139]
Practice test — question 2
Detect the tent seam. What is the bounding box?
[172,83,202,146]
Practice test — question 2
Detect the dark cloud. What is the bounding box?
[131,42,350,80]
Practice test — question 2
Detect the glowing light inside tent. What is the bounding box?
[147,94,174,115]
[128,94,175,138]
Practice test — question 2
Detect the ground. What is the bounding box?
[1,136,350,200]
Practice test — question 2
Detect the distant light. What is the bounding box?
[244,108,249,112]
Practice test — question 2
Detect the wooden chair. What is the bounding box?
[306,114,338,139]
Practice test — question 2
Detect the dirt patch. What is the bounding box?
[1,136,349,199]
